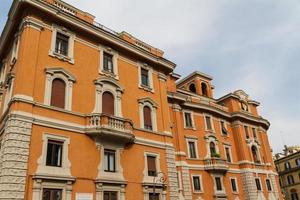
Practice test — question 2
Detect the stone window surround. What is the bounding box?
[143,152,161,184]
[36,133,72,178]
[138,98,158,132]
[182,109,195,130]
[212,174,226,194]
[186,138,199,159]
[93,77,124,117]
[49,24,75,64]
[204,135,220,158]
[223,144,233,163]
[191,174,203,193]
[99,45,119,79]
[138,62,154,92]
[254,177,263,192]
[230,177,239,194]
[44,67,76,111]
[204,114,215,132]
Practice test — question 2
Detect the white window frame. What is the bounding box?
[212,175,225,194]
[138,98,158,132]
[224,145,233,163]
[191,174,203,193]
[186,138,199,159]
[99,45,119,79]
[143,152,161,183]
[230,177,239,193]
[44,68,76,111]
[49,24,75,64]
[265,178,273,192]
[204,114,214,132]
[183,110,195,129]
[138,63,154,92]
[255,177,263,191]
[36,133,71,177]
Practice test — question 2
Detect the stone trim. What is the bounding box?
[181,166,192,200]
[99,45,119,79]
[165,147,179,200]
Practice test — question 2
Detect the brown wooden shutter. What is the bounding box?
[50,78,66,109]
[147,156,156,172]
[102,92,114,115]
[143,106,152,128]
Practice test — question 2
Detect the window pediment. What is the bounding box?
[45,67,76,82]
[138,97,158,108]
[94,77,124,92]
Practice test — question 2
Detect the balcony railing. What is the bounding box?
[86,113,134,143]
[204,158,229,173]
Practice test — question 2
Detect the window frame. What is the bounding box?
[46,140,63,167]
[143,152,161,183]
[42,188,63,200]
[224,146,232,163]
[265,178,272,192]
[244,125,250,139]
[99,45,119,79]
[220,120,228,136]
[204,114,214,132]
[104,149,116,173]
[230,177,238,193]
[138,63,154,92]
[183,110,195,129]
[255,178,262,191]
[191,175,203,193]
[138,98,158,132]
[186,138,198,159]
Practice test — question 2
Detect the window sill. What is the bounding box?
[49,51,74,64]
[187,158,200,161]
[139,85,154,93]
[184,126,196,130]
[193,190,204,194]
[100,70,119,80]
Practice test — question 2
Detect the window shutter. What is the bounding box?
[102,92,114,115]
[147,156,156,173]
[143,106,152,129]
[50,79,66,109]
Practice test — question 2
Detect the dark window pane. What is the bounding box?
[266,179,272,191]
[205,116,212,130]
[188,142,196,158]
[147,156,156,176]
[50,79,66,109]
[141,68,149,86]
[143,106,152,130]
[46,140,63,167]
[221,121,227,135]
[189,83,196,93]
[102,92,114,115]
[55,32,69,56]
[225,147,231,162]
[244,126,249,139]
[210,142,216,155]
[231,179,237,192]
[149,193,159,200]
[103,52,114,73]
[42,188,62,200]
[184,113,192,128]
[104,149,115,172]
[255,178,261,191]
[215,177,222,191]
[104,191,118,200]
[201,82,208,96]
[193,176,201,191]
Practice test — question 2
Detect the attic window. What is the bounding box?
[189,83,196,93]
[201,82,208,96]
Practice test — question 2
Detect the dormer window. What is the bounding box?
[201,82,208,96]
[189,83,196,93]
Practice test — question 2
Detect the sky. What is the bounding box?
[1,0,299,153]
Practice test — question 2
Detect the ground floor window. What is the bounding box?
[42,188,62,200]
[104,191,118,200]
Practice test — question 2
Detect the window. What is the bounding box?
[184,112,193,128]
[46,140,63,167]
[230,178,237,192]
[102,91,114,115]
[192,176,202,191]
[241,102,249,111]
[141,68,149,87]
[215,177,222,191]
[149,193,159,200]
[295,158,300,166]
[55,32,69,56]
[147,155,157,177]
[143,106,152,130]
[201,82,208,96]
[225,147,231,162]
[104,191,118,200]
[285,161,291,170]
[188,141,197,159]
[189,83,196,93]
[205,116,213,131]
[252,128,257,139]
[50,78,66,109]
[244,126,250,139]
[255,178,262,191]
[104,149,115,172]
[251,146,260,164]
[287,175,295,185]
[210,142,217,156]
[220,121,227,135]
[103,52,114,73]
[266,179,272,191]
[42,188,62,200]
[291,189,299,200]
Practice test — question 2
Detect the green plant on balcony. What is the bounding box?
[211,152,221,158]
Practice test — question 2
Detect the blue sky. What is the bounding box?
[1,0,300,153]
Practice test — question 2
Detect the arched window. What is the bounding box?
[189,83,196,93]
[287,175,295,185]
[102,91,114,115]
[143,106,152,130]
[291,189,299,200]
[201,82,208,96]
[285,161,291,170]
[50,78,66,109]
[210,142,216,156]
[251,146,260,163]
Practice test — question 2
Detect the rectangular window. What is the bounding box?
[42,188,62,200]
[225,147,231,162]
[103,52,114,73]
[103,191,118,200]
[184,112,193,128]
[141,68,149,87]
[104,149,116,172]
[244,126,250,139]
[215,177,222,191]
[55,32,69,56]
[252,128,257,139]
[221,121,227,135]
[147,155,157,177]
[230,178,237,192]
[205,116,212,130]
[46,140,63,167]
[193,176,201,191]
[188,141,197,159]
[266,179,272,191]
[149,193,159,200]
[255,178,262,191]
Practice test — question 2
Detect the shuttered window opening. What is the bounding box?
[42,188,62,200]
[147,155,157,176]
[50,78,66,109]
[143,106,152,130]
[102,92,114,115]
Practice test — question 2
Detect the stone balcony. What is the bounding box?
[86,113,135,144]
[204,158,229,173]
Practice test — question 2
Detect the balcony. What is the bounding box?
[204,158,229,173]
[86,113,135,144]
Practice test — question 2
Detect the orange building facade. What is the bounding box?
[0,0,282,200]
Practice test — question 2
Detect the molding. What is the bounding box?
[135,137,173,149]
[19,16,44,32]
